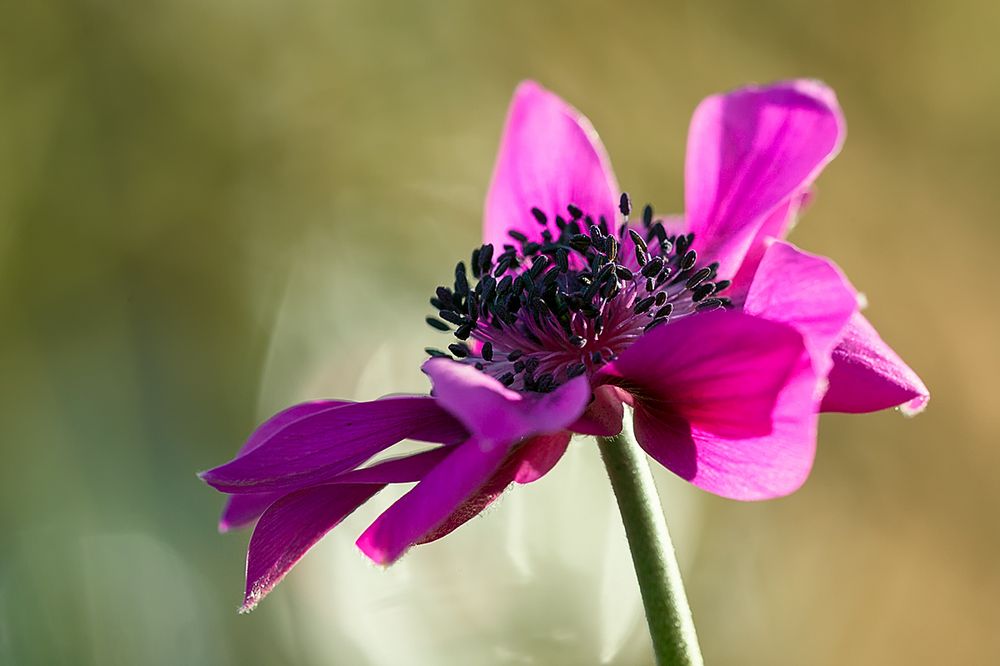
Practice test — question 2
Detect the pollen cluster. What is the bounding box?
[426,194,732,392]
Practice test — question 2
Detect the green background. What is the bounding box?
[2,1,998,664]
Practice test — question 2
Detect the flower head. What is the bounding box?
[200,79,928,611]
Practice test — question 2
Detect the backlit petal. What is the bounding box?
[743,240,858,378]
[422,358,590,447]
[685,80,844,276]
[594,311,806,439]
[240,448,452,611]
[484,81,619,249]
[821,312,929,414]
[200,396,466,494]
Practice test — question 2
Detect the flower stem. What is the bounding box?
[597,420,704,666]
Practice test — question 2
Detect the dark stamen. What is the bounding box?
[628,229,647,253]
[634,296,655,314]
[426,317,450,331]
[426,198,729,392]
[619,192,632,217]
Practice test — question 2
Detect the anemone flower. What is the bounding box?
[201,80,927,659]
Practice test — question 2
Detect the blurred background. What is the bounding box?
[2,1,998,664]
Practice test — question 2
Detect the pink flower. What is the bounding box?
[200,80,928,611]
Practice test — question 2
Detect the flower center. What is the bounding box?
[425,193,732,392]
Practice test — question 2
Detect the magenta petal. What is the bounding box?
[334,446,453,484]
[589,306,820,499]
[728,193,807,298]
[594,311,807,439]
[422,358,591,446]
[242,483,380,612]
[569,385,628,437]
[483,81,619,249]
[415,431,572,546]
[200,396,467,494]
[743,240,858,378]
[239,446,454,610]
[218,399,353,531]
[820,312,929,414]
[633,352,819,500]
[685,80,845,276]
[237,400,353,458]
[356,436,514,564]
[357,363,589,564]
[511,431,572,484]
[594,310,818,498]
[218,446,451,532]
[219,492,283,533]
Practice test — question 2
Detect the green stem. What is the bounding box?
[597,419,704,666]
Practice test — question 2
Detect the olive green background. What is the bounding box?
[2,1,998,664]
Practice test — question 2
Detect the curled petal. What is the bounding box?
[422,358,591,447]
[594,311,806,439]
[821,312,929,414]
[219,447,453,533]
[415,431,572,546]
[359,364,589,564]
[633,355,819,500]
[218,400,353,531]
[743,240,858,378]
[685,80,845,276]
[237,400,353,457]
[594,311,818,499]
[219,492,283,533]
[200,397,467,494]
[728,192,807,298]
[569,385,628,437]
[240,448,451,611]
[356,435,513,565]
[242,484,380,613]
[484,80,619,249]
[511,431,572,485]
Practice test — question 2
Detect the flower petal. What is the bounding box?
[422,358,591,447]
[414,431,572,546]
[358,365,589,564]
[728,192,807,298]
[820,312,929,414]
[742,240,858,377]
[242,483,380,612]
[633,354,819,500]
[594,311,818,499]
[218,446,453,533]
[594,311,806,439]
[218,400,354,531]
[569,385,627,437]
[219,492,283,533]
[685,80,845,276]
[237,400,353,457]
[512,431,572,485]
[484,81,619,249]
[356,436,512,565]
[199,396,467,494]
[240,448,451,611]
